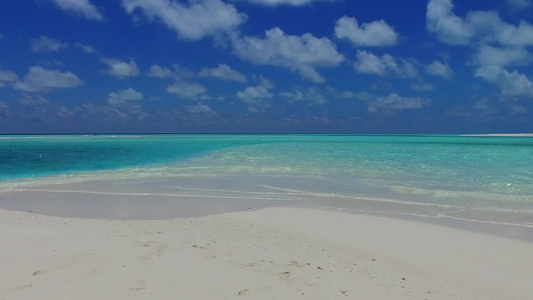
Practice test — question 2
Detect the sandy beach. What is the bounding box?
[3,0,533,296]
[1,205,532,300]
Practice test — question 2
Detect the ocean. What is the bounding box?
[1,134,532,226]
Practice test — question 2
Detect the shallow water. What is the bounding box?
[1,134,532,228]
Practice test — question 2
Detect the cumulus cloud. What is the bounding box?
[427,0,533,46]
[101,58,140,78]
[358,92,429,113]
[427,0,533,97]
[326,87,355,99]
[475,66,533,98]
[121,0,246,40]
[31,36,68,52]
[57,106,75,118]
[236,86,273,104]
[107,87,144,105]
[232,27,344,83]
[474,46,533,67]
[280,87,328,105]
[148,64,174,78]
[473,46,533,94]
[172,65,197,80]
[54,0,103,21]
[410,79,435,91]
[426,0,473,45]
[148,64,195,80]
[19,94,49,105]
[256,75,275,89]
[507,0,531,9]
[13,66,83,92]
[167,81,210,99]
[0,69,18,81]
[354,50,418,78]
[246,0,337,6]
[236,76,274,104]
[199,64,247,82]
[426,60,453,79]
[186,103,212,113]
[335,16,398,47]
[469,12,533,47]
[0,68,18,87]
[0,102,9,119]
[75,43,95,53]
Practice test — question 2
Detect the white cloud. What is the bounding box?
[246,0,337,6]
[508,103,528,115]
[232,27,344,83]
[54,0,103,21]
[75,43,95,53]
[358,92,429,113]
[247,105,265,113]
[353,51,387,75]
[0,102,9,119]
[475,66,533,98]
[474,46,533,67]
[167,81,210,99]
[410,79,435,91]
[148,64,174,78]
[0,68,18,85]
[426,0,473,45]
[236,86,273,104]
[57,106,75,118]
[335,16,398,47]
[101,58,140,78]
[186,103,212,113]
[427,0,533,98]
[327,87,355,99]
[354,50,418,78]
[507,0,531,9]
[107,87,144,105]
[172,65,197,80]
[426,60,453,79]
[199,64,247,82]
[13,66,83,92]
[280,87,327,105]
[147,64,195,80]
[468,11,533,47]
[39,59,65,67]
[19,93,49,105]
[427,0,533,47]
[254,75,275,90]
[121,0,246,40]
[31,36,68,52]
[236,76,274,104]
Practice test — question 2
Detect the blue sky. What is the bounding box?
[0,0,532,133]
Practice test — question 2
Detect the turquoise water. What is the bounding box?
[1,134,532,216]
[0,135,258,181]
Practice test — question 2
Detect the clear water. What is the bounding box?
[0,134,256,181]
[1,134,532,217]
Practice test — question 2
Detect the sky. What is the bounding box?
[0,0,532,134]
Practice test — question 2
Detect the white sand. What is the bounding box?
[1,207,532,300]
